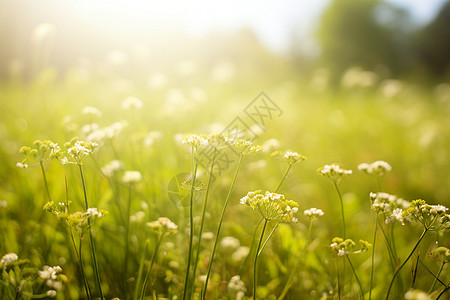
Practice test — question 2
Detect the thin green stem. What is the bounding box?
[378,220,397,271]
[385,228,428,299]
[254,218,268,300]
[182,146,198,300]
[140,234,163,300]
[39,161,52,202]
[191,149,217,298]
[124,184,134,292]
[78,233,92,300]
[78,164,104,300]
[333,181,346,239]
[347,256,364,299]
[278,217,314,300]
[237,217,264,275]
[436,285,450,299]
[275,163,292,193]
[369,214,377,300]
[429,260,446,293]
[202,154,244,299]
[134,240,150,300]
[259,221,280,256]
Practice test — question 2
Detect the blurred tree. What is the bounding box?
[415,1,450,78]
[315,0,411,84]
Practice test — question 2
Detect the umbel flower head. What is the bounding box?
[147,217,178,235]
[330,237,371,256]
[318,164,352,183]
[271,150,307,165]
[182,134,209,149]
[1,253,18,268]
[240,190,299,222]
[304,208,324,218]
[17,139,62,167]
[358,160,392,176]
[225,136,262,155]
[402,199,450,230]
[60,138,98,165]
[122,170,142,184]
[370,192,411,224]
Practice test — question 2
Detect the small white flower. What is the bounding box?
[1,253,18,267]
[304,208,324,217]
[101,160,124,177]
[38,265,62,280]
[82,106,102,118]
[46,290,57,297]
[16,162,28,168]
[221,236,240,252]
[231,246,250,263]
[122,171,142,184]
[86,208,103,218]
[122,96,143,110]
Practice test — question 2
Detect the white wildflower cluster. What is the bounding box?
[225,136,262,155]
[122,171,142,184]
[231,246,250,263]
[182,134,209,149]
[304,208,324,218]
[122,96,143,110]
[227,275,247,300]
[43,201,106,230]
[86,207,103,218]
[17,140,62,167]
[62,139,98,164]
[221,236,240,252]
[240,190,299,223]
[86,121,128,142]
[82,106,102,118]
[358,160,392,176]
[262,138,280,153]
[402,199,450,230]
[1,253,18,268]
[318,164,352,183]
[330,237,371,256]
[101,160,124,177]
[404,289,432,300]
[147,217,178,235]
[271,150,307,165]
[370,192,410,224]
[38,265,63,291]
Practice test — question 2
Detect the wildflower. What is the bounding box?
[231,246,250,263]
[63,139,98,164]
[272,150,307,165]
[38,265,62,280]
[404,289,432,300]
[18,139,62,166]
[122,96,143,109]
[1,253,18,267]
[82,106,102,118]
[304,208,324,217]
[225,137,262,155]
[330,237,371,256]
[358,160,392,176]
[46,290,57,297]
[16,162,28,168]
[228,275,246,300]
[262,138,280,153]
[86,208,103,218]
[101,160,124,177]
[240,190,299,223]
[147,217,178,235]
[318,164,352,183]
[370,192,411,224]
[122,170,142,184]
[402,199,450,229]
[182,134,208,149]
[221,236,240,252]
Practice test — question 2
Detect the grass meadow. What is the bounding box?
[1,62,450,299]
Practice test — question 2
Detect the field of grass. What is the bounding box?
[0,63,450,299]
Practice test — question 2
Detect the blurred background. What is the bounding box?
[1,0,450,84]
